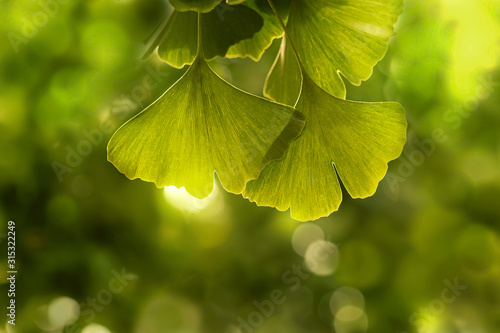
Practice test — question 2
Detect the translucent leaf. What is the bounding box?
[286,0,402,98]
[107,56,305,198]
[157,4,264,68]
[156,11,198,69]
[226,0,290,61]
[263,37,301,106]
[169,0,222,13]
[244,50,406,221]
[202,4,264,61]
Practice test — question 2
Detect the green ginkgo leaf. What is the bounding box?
[244,46,406,221]
[107,55,305,199]
[155,10,198,69]
[157,4,264,68]
[286,0,402,98]
[226,0,289,61]
[202,4,264,61]
[263,37,301,106]
[169,0,222,13]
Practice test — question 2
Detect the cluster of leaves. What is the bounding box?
[107,0,407,221]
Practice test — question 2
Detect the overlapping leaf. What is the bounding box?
[112,0,406,221]
[169,0,222,13]
[157,4,264,68]
[286,0,402,98]
[155,10,198,68]
[108,55,305,198]
[264,37,301,106]
[226,0,290,61]
[244,42,407,221]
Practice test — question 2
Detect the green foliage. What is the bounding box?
[2,0,500,331]
[286,0,402,98]
[245,63,406,221]
[169,0,222,13]
[158,4,265,67]
[108,0,407,220]
[108,55,304,198]
[156,10,198,68]
[264,38,301,106]
[226,0,288,61]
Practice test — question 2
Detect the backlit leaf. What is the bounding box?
[244,48,406,221]
[108,56,305,198]
[156,10,198,69]
[169,0,222,13]
[226,0,288,61]
[202,3,264,61]
[263,37,301,106]
[286,0,402,98]
[157,4,264,67]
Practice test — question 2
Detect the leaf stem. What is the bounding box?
[266,0,301,66]
[142,10,173,59]
[197,12,204,57]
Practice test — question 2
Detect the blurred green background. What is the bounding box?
[1,0,500,332]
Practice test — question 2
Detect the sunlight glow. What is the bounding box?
[163,184,219,213]
[48,297,80,328]
[292,223,325,257]
[304,240,339,276]
[334,306,368,333]
[81,324,112,333]
[441,0,499,96]
[330,287,365,315]
[417,310,441,333]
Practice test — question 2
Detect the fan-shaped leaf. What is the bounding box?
[169,0,222,13]
[158,4,264,68]
[286,0,402,98]
[244,49,406,221]
[226,0,288,61]
[264,37,301,106]
[108,56,305,198]
[156,10,198,69]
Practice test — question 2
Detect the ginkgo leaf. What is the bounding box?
[202,4,264,60]
[244,68,406,221]
[263,37,301,106]
[157,4,264,68]
[156,10,198,69]
[107,56,305,199]
[226,0,288,61]
[286,0,402,98]
[169,0,222,13]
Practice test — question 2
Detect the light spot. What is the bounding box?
[48,297,80,329]
[330,287,365,315]
[304,240,339,276]
[82,323,112,333]
[334,307,368,333]
[163,184,219,213]
[336,305,364,321]
[291,223,325,257]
